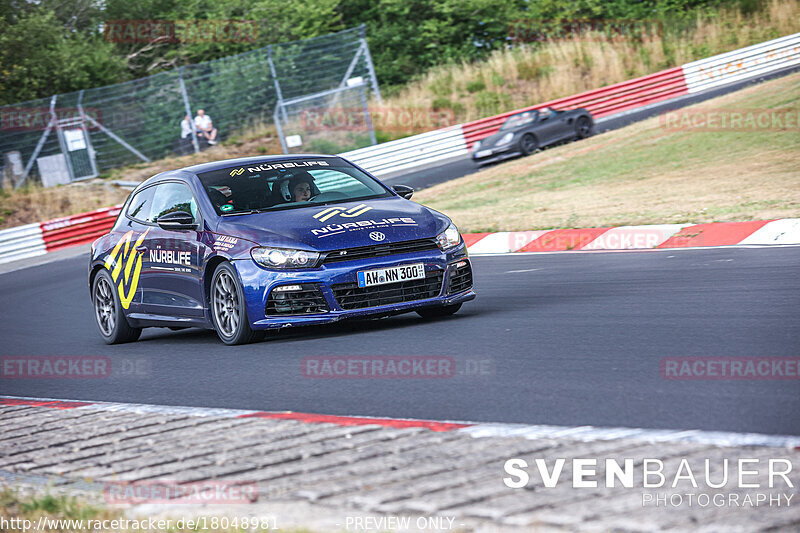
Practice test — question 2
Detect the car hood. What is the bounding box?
[216,197,449,251]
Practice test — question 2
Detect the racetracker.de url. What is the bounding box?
[0,516,278,532]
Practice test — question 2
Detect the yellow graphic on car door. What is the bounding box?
[103,229,149,309]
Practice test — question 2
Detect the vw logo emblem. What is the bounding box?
[369,232,386,242]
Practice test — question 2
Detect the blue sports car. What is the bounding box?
[89,155,475,345]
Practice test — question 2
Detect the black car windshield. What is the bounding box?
[499,110,538,131]
[197,157,391,215]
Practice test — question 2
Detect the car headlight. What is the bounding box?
[251,247,320,269]
[472,140,481,152]
[495,132,515,146]
[436,223,461,251]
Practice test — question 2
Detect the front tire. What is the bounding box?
[520,133,538,156]
[210,262,264,345]
[92,269,142,344]
[416,303,462,319]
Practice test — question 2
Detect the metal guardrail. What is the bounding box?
[682,32,800,93]
[341,126,468,176]
[0,224,47,264]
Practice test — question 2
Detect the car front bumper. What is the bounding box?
[471,145,521,165]
[233,243,475,329]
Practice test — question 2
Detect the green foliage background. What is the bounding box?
[0,0,751,106]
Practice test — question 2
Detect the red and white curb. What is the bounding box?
[464,219,800,254]
[3,395,799,450]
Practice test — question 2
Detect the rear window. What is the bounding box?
[197,158,390,215]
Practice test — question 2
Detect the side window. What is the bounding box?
[148,182,198,223]
[126,186,156,222]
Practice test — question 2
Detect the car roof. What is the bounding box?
[178,154,341,175]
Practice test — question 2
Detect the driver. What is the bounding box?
[289,174,314,202]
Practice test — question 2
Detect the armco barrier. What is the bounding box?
[340,125,468,177]
[0,223,47,264]
[40,206,122,252]
[0,206,122,265]
[683,33,800,93]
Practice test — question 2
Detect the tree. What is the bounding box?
[0,9,125,105]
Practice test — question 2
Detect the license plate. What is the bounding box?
[357,263,425,288]
[475,149,492,158]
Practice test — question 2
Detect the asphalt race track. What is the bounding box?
[2,246,799,436]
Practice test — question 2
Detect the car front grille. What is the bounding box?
[332,270,444,310]
[265,284,329,316]
[448,261,473,294]
[322,238,440,265]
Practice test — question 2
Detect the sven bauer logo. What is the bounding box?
[312,204,373,223]
[103,229,149,309]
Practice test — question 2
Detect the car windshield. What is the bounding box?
[499,111,538,131]
[197,157,391,215]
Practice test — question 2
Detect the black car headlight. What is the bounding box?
[436,223,462,251]
[251,247,320,269]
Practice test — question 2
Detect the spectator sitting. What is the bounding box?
[180,115,192,139]
[194,109,217,144]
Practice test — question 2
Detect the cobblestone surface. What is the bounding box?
[1,405,798,532]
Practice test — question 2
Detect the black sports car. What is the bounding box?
[471,107,593,165]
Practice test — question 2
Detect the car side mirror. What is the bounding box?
[392,184,414,199]
[156,211,197,230]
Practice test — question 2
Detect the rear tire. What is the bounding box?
[520,133,538,156]
[416,303,462,319]
[575,116,593,139]
[92,269,142,344]
[210,262,264,345]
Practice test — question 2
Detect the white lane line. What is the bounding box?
[505,268,541,273]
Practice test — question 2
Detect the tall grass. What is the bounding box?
[382,0,800,124]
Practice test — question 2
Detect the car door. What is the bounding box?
[533,109,566,145]
[107,184,157,314]
[138,181,208,319]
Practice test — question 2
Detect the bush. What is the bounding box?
[474,91,511,117]
[466,79,486,93]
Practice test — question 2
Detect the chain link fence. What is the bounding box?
[0,25,380,188]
